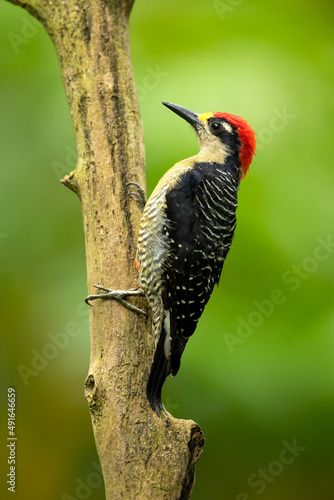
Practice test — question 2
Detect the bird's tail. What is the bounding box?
[146,326,169,416]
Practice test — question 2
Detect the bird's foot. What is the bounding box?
[85,284,147,317]
[127,182,147,211]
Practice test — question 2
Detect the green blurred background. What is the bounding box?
[1,0,333,498]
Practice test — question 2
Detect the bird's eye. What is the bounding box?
[210,120,222,134]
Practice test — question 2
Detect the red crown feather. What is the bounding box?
[213,112,256,178]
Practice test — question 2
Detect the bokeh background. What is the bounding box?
[1,0,333,498]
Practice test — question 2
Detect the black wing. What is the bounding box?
[164,162,238,376]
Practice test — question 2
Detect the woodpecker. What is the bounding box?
[86,102,256,416]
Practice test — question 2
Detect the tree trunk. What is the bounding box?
[8,0,205,497]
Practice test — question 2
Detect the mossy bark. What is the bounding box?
[7,0,205,497]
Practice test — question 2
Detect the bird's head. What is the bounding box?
[163,102,256,179]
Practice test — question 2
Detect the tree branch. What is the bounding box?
[8,0,205,497]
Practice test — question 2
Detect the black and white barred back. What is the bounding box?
[140,158,239,414]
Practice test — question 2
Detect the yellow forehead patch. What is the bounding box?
[198,112,214,123]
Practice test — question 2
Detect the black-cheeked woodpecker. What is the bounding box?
[86,102,256,416]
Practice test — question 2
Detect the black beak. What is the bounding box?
[162,102,203,130]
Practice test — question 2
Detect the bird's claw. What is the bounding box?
[85,284,147,317]
[127,182,147,211]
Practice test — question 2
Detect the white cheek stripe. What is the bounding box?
[223,121,233,133]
